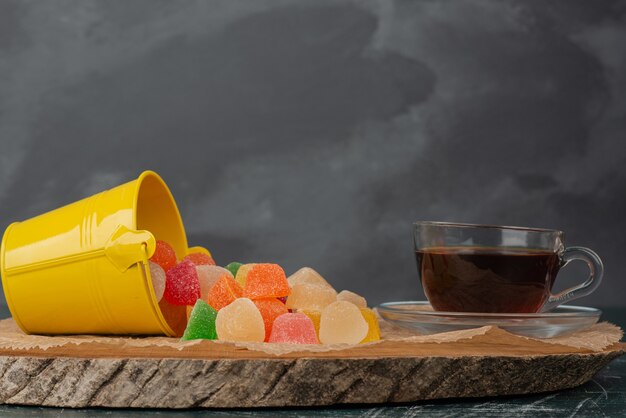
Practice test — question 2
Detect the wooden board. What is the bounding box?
[0,319,622,409]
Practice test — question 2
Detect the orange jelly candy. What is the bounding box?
[183,252,216,266]
[244,264,290,299]
[150,240,177,272]
[207,275,243,311]
[253,298,289,342]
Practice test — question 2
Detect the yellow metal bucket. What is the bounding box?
[0,170,188,336]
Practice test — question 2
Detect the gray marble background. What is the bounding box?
[0,0,625,309]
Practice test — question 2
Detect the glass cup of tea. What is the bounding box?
[413,221,603,313]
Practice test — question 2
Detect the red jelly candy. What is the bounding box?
[244,264,290,299]
[150,240,177,271]
[277,296,287,304]
[268,313,319,344]
[183,252,216,266]
[164,261,201,305]
[207,275,243,311]
[253,298,289,342]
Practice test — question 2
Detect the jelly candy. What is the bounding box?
[225,262,243,278]
[190,247,212,257]
[234,263,256,287]
[181,299,217,341]
[253,298,289,341]
[277,296,287,304]
[268,313,319,344]
[207,275,243,311]
[286,283,336,311]
[287,267,331,288]
[184,252,216,266]
[215,298,265,342]
[359,308,381,343]
[196,265,233,299]
[337,290,367,308]
[319,301,368,344]
[244,263,290,299]
[164,260,201,305]
[298,309,321,338]
[150,240,177,271]
[148,261,166,302]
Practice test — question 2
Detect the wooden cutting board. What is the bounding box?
[0,318,622,409]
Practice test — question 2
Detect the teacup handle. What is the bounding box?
[541,247,604,312]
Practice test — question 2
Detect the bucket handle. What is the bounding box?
[4,225,156,275]
[104,225,156,271]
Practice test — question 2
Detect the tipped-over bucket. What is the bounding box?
[0,170,188,336]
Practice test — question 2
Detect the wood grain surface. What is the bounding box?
[0,319,622,408]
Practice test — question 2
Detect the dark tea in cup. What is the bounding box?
[413,222,603,313]
[417,247,561,313]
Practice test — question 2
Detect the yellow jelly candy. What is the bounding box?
[287,267,333,289]
[337,290,367,308]
[215,298,265,342]
[319,301,368,344]
[234,263,256,287]
[298,309,321,339]
[286,283,336,311]
[359,307,381,343]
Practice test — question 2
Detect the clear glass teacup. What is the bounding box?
[413,221,603,313]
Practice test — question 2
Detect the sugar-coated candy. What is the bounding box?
[148,261,166,302]
[298,309,321,338]
[215,298,265,342]
[184,252,216,266]
[286,283,336,311]
[150,240,177,271]
[337,290,367,308]
[225,262,243,278]
[164,260,201,305]
[187,246,213,257]
[234,263,256,287]
[253,298,289,341]
[359,308,381,343]
[196,265,233,299]
[319,301,368,344]
[207,275,243,311]
[181,299,217,341]
[244,263,290,299]
[268,313,319,344]
[287,267,332,288]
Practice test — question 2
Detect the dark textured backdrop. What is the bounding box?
[0,0,625,309]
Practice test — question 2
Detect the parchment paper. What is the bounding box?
[0,317,621,356]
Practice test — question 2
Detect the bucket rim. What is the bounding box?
[133,170,188,337]
[133,170,188,250]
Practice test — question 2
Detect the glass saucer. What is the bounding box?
[377,301,601,338]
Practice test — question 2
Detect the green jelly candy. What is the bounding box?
[181,299,217,341]
[225,262,243,278]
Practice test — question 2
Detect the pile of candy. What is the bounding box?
[149,240,380,345]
